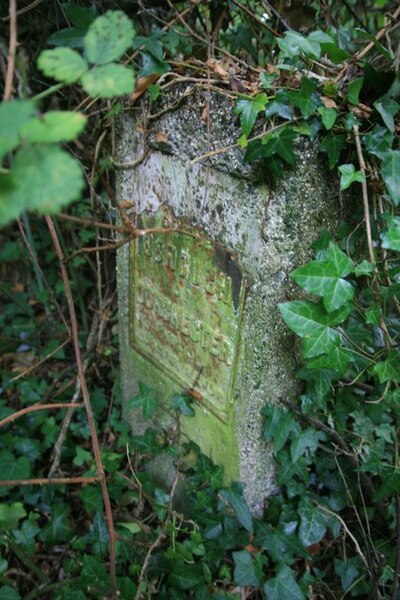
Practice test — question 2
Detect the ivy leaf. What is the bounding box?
[127,383,158,419]
[373,350,400,383]
[40,505,73,545]
[291,242,354,312]
[354,260,375,276]
[263,405,300,454]
[233,550,259,587]
[347,77,363,105]
[317,106,337,130]
[81,64,135,98]
[335,557,362,591]
[81,554,108,585]
[84,11,135,65]
[0,587,21,600]
[219,489,253,533]
[338,163,365,190]
[168,563,202,590]
[286,78,321,119]
[37,48,88,83]
[381,150,400,205]
[319,133,346,169]
[278,30,321,59]
[64,4,98,28]
[138,52,169,77]
[12,519,40,552]
[263,564,305,600]
[0,503,26,530]
[290,429,323,462]
[234,94,267,136]
[0,145,84,226]
[0,99,36,159]
[86,513,109,556]
[307,347,352,376]
[279,301,348,358]
[298,500,328,546]
[381,217,400,250]
[262,127,297,166]
[0,451,30,482]
[374,472,400,501]
[20,112,86,143]
[265,97,294,120]
[170,394,195,417]
[363,125,394,160]
[374,98,400,132]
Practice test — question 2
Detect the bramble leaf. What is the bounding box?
[0,100,36,159]
[20,112,86,143]
[81,64,135,98]
[84,10,135,65]
[37,48,88,83]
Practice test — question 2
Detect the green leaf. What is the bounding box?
[381,150,400,205]
[117,522,141,535]
[64,3,98,28]
[40,505,73,545]
[219,489,253,533]
[0,451,30,482]
[81,554,108,584]
[354,260,375,276]
[0,145,84,226]
[319,133,346,169]
[338,163,365,190]
[0,503,26,530]
[307,347,352,376]
[84,11,135,65]
[170,393,195,417]
[291,242,354,312]
[232,550,259,587]
[374,98,400,132]
[20,112,86,143]
[278,30,321,60]
[37,48,88,83]
[279,301,345,358]
[286,78,321,119]
[73,447,93,467]
[138,52,169,77]
[298,500,328,546]
[86,512,109,556]
[374,472,400,501]
[262,127,297,166]
[317,106,337,130]
[12,519,40,551]
[263,405,300,454]
[347,77,363,105]
[0,587,21,600]
[265,99,294,120]
[290,429,322,462]
[48,27,87,48]
[81,64,135,98]
[363,125,394,160]
[168,563,202,590]
[381,217,400,250]
[234,94,267,136]
[127,383,158,419]
[264,565,305,600]
[373,350,400,383]
[0,100,36,159]
[335,557,362,591]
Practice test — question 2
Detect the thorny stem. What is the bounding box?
[0,402,82,429]
[45,216,117,596]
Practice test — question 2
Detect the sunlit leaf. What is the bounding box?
[20,112,86,143]
[81,64,135,98]
[0,100,36,159]
[347,77,363,105]
[338,163,365,190]
[37,48,88,83]
[0,503,26,530]
[84,10,135,65]
[235,94,267,136]
[318,106,337,130]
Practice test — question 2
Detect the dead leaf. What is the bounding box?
[321,95,338,109]
[155,131,168,144]
[130,74,159,103]
[206,58,229,80]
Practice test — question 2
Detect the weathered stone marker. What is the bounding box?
[116,87,339,514]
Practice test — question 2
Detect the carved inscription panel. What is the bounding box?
[129,210,246,420]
